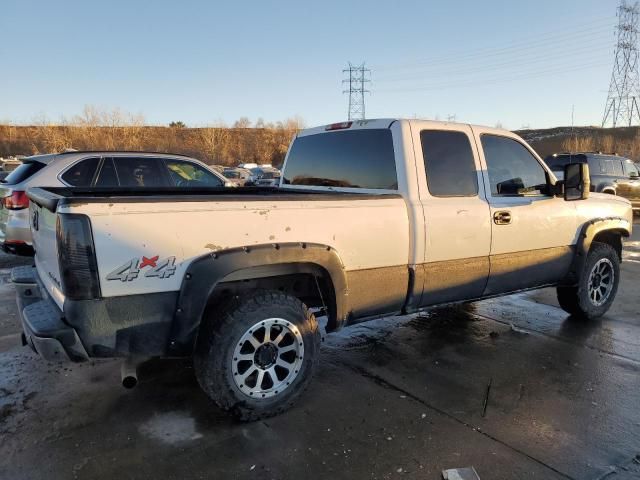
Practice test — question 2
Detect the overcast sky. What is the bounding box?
[1,0,622,129]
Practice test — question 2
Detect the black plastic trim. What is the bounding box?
[563,217,631,285]
[27,187,60,212]
[168,243,348,356]
[27,186,402,211]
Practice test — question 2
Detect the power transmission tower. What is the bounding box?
[342,63,371,120]
[602,0,640,127]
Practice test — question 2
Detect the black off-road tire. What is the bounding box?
[556,242,620,320]
[194,291,321,421]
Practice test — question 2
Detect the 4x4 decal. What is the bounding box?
[106,256,176,282]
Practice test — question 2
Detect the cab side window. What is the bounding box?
[61,157,100,187]
[481,135,548,196]
[421,130,478,197]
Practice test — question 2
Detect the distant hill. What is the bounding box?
[2,122,640,166]
[516,125,640,161]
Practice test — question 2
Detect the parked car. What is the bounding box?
[250,167,281,187]
[544,152,640,213]
[0,157,23,172]
[0,151,232,254]
[17,119,632,421]
[238,162,259,170]
[222,167,252,186]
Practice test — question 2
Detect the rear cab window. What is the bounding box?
[283,129,398,189]
[3,161,46,185]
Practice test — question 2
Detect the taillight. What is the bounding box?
[56,214,101,300]
[3,191,29,210]
[325,121,353,131]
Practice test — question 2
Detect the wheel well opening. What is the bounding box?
[202,267,338,332]
[592,230,624,260]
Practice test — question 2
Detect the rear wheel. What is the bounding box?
[557,242,620,319]
[194,291,320,421]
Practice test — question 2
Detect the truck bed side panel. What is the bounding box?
[65,196,411,315]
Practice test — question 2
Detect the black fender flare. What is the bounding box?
[598,183,617,194]
[563,217,631,285]
[167,242,348,355]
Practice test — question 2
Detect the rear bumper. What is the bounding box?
[13,266,89,362]
[13,266,179,360]
[2,242,34,256]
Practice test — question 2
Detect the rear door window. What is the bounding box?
[600,158,622,177]
[112,157,170,187]
[95,158,119,187]
[283,129,397,189]
[420,130,478,196]
[3,161,46,185]
[588,157,603,173]
[164,159,224,187]
[60,157,100,186]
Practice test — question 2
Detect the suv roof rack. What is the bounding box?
[55,150,195,158]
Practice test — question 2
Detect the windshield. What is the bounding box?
[2,161,46,185]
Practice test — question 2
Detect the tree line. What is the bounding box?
[0,107,304,168]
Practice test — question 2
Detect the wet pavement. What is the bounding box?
[1,225,639,480]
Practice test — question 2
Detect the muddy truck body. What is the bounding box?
[15,119,633,419]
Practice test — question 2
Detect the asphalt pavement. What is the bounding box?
[0,224,639,480]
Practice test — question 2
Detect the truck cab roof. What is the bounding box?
[297,118,514,138]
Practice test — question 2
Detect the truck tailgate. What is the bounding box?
[29,201,65,309]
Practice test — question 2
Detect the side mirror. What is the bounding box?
[564,163,590,201]
[630,171,639,179]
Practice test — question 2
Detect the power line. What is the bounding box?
[373,15,616,72]
[375,40,611,83]
[602,0,640,127]
[376,59,609,93]
[342,63,371,121]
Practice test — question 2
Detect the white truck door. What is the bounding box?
[473,128,578,295]
[410,122,491,306]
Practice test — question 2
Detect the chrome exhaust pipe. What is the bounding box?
[121,357,144,389]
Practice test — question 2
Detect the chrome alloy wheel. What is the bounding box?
[232,318,304,399]
[587,258,615,307]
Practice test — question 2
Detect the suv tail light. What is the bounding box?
[56,214,101,300]
[3,191,29,210]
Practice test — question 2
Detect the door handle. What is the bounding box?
[493,210,512,225]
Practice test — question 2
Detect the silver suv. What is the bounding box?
[0,151,231,254]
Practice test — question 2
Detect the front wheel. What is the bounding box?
[194,291,321,421]
[557,242,620,320]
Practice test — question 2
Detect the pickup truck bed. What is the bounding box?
[28,183,411,359]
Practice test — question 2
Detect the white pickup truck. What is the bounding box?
[15,119,632,420]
